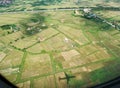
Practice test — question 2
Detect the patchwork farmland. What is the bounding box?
[0,10,120,88]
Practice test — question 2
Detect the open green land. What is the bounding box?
[0,9,120,88]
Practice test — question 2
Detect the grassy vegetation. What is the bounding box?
[90,58,120,84]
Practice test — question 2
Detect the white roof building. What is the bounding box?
[83,8,91,13]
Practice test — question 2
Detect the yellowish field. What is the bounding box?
[101,11,120,20]
[12,35,37,49]
[27,28,58,53]
[57,25,89,45]
[27,33,74,52]
[0,52,6,62]
[0,48,23,82]
[26,43,45,53]
[0,13,31,26]
[0,31,23,44]
[36,27,59,41]
[44,33,74,51]
[0,49,23,69]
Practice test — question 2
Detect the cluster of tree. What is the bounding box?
[0,24,19,30]
[19,13,47,35]
[0,0,14,7]
[32,0,62,6]
[103,0,120,3]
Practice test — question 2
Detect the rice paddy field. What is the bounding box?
[0,9,120,88]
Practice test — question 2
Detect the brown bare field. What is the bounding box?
[53,50,83,69]
[16,81,30,88]
[95,50,111,60]
[87,63,104,72]
[61,49,80,61]
[55,72,68,88]
[21,54,52,79]
[77,44,98,56]
[33,75,55,88]
[0,52,6,62]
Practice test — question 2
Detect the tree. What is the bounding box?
[0,24,18,31]
[32,0,62,6]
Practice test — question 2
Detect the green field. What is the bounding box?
[0,9,120,88]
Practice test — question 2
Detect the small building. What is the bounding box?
[83,8,97,19]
